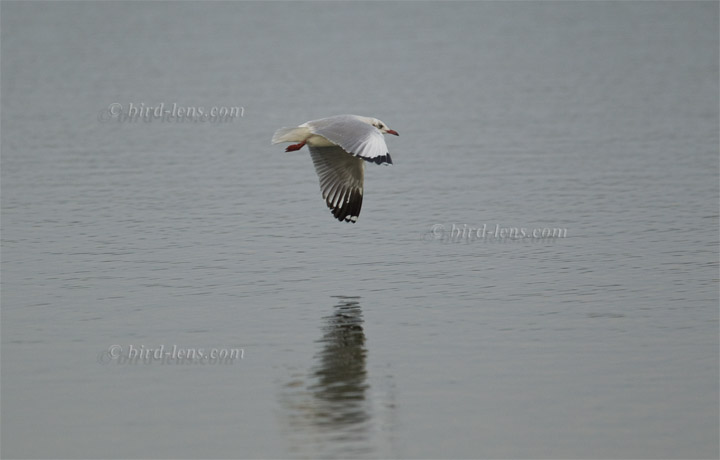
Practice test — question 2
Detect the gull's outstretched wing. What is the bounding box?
[308,145,365,223]
[306,115,393,165]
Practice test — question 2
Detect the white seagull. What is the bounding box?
[272,114,398,223]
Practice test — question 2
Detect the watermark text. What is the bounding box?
[98,102,244,123]
[98,344,244,365]
[425,223,568,243]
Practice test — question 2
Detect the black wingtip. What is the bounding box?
[327,189,363,223]
[364,153,392,165]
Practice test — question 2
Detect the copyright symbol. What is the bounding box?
[97,345,122,364]
[423,224,445,241]
[108,344,122,358]
[98,103,122,123]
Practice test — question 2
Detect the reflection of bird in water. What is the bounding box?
[279,296,373,458]
[309,296,369,429]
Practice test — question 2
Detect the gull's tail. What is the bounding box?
[272,126,310,144]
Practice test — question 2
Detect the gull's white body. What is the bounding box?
[272,114,398,223]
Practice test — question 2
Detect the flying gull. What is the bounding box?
[272,114,398,223]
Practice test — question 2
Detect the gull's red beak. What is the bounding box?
[387,129,399,136]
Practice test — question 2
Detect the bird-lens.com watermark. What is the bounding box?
[98,344,244,365]
[98,102,244,123]
[425,223,568,243]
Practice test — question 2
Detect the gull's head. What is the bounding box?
[362,116,399,136]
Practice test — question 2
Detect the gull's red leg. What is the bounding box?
[285,141,306,152]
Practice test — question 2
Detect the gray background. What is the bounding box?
[2,1,718,459]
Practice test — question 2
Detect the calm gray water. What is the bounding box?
[2,2,718,459]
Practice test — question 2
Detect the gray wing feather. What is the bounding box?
[308,116,392,165]
[308,145,365,223]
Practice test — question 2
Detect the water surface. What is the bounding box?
[2,2,718,458]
